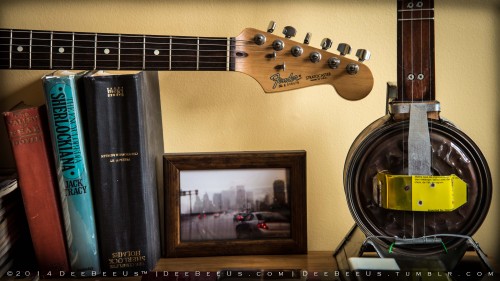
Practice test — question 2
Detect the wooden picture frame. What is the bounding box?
[163,151,307,258]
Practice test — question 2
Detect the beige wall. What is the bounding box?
[1,0,498,257]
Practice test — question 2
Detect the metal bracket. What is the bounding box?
[408,103,433,175]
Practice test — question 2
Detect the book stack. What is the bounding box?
[2,70,163,275]
[0,171,34,277]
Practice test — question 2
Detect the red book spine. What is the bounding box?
[3,105,70,273]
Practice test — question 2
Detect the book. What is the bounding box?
[82,71,162,272]
[42,71,101,274]
[2,104,70,273]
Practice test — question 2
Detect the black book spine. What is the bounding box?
[83,71,162,272]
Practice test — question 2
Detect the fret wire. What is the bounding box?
[71,32,74,70]
[29,30,32,69]
[143,34,146,70]
[398,8,434,12]
[169,36,172,70]
[398,18,434,21]
[196,37,199,71]
[226,37,230,71]
[9,30,12,69]
[118,34,121,70]
[50,31,53,69]
[94,33,97,69]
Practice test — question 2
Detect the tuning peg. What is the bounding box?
[267,21,277,33]
[356,49,371,62]
[303,33,312,45]
[337,43,351,56]
[282,26,297,39]
[321,38,333,50]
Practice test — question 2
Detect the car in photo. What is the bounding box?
[235,211,290,239]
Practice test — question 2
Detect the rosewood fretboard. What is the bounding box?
[397,0,435,102]
[0,29,236,71]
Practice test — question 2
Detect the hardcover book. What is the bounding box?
[3,104,70,273]
[83,71,162,272]
[42,71,101,274]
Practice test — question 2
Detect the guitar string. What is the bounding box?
[428,0,435,237]
[420,0,425,240]
[410,0,415,240]
[400,0,407,239]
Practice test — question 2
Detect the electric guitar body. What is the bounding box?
[344,0,492,262]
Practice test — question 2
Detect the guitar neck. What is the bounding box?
[397,0,435,102]
[0,29,236,71]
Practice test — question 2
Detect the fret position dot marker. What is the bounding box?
[59,47,65,53]
[17,46,23,52]
[154,50,160,56]
[104,48,110,54]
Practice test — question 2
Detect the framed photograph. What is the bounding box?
[163,151,307,257]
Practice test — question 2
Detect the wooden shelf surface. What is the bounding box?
[154,251,336,272]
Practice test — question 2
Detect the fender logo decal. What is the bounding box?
[270,73,302,89]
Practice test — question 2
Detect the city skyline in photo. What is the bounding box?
[179,168,289,214]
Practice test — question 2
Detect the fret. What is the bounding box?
[52,31,74,69]
[169,37,172,70]
[398,9,434,21]
[171,36,197,70]
[50,31,53,69]
[10,30,30,69]
[71,33,74,69]
[96,34,119,69]
[196,37,200,70]
[73,32,95,69]
[94,33,97,69]
[120,34,143,69]
[0,29,12,68]
[29,30,32,69]
[9,30,12,68]
[199,37,228,71]
[398,18,434,22]
[144,35,170,70]
[226,38,231,71]
[143,35,146,70]
[30,31,51,69]
[118,34,121,69]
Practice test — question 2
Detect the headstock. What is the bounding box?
[234,21,374,100]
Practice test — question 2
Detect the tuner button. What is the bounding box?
[327,57,341,69]
[356,49,371,62]
[282,26,297,39]
[303,32,312,45]
[267,21,277,33]
[309,52,322,63]
[346,63,359,75]
[272,39,285,51]
[337,43,351,56]
[321,38,333,50]
[291,46,303,57]
[253,34,266,45]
